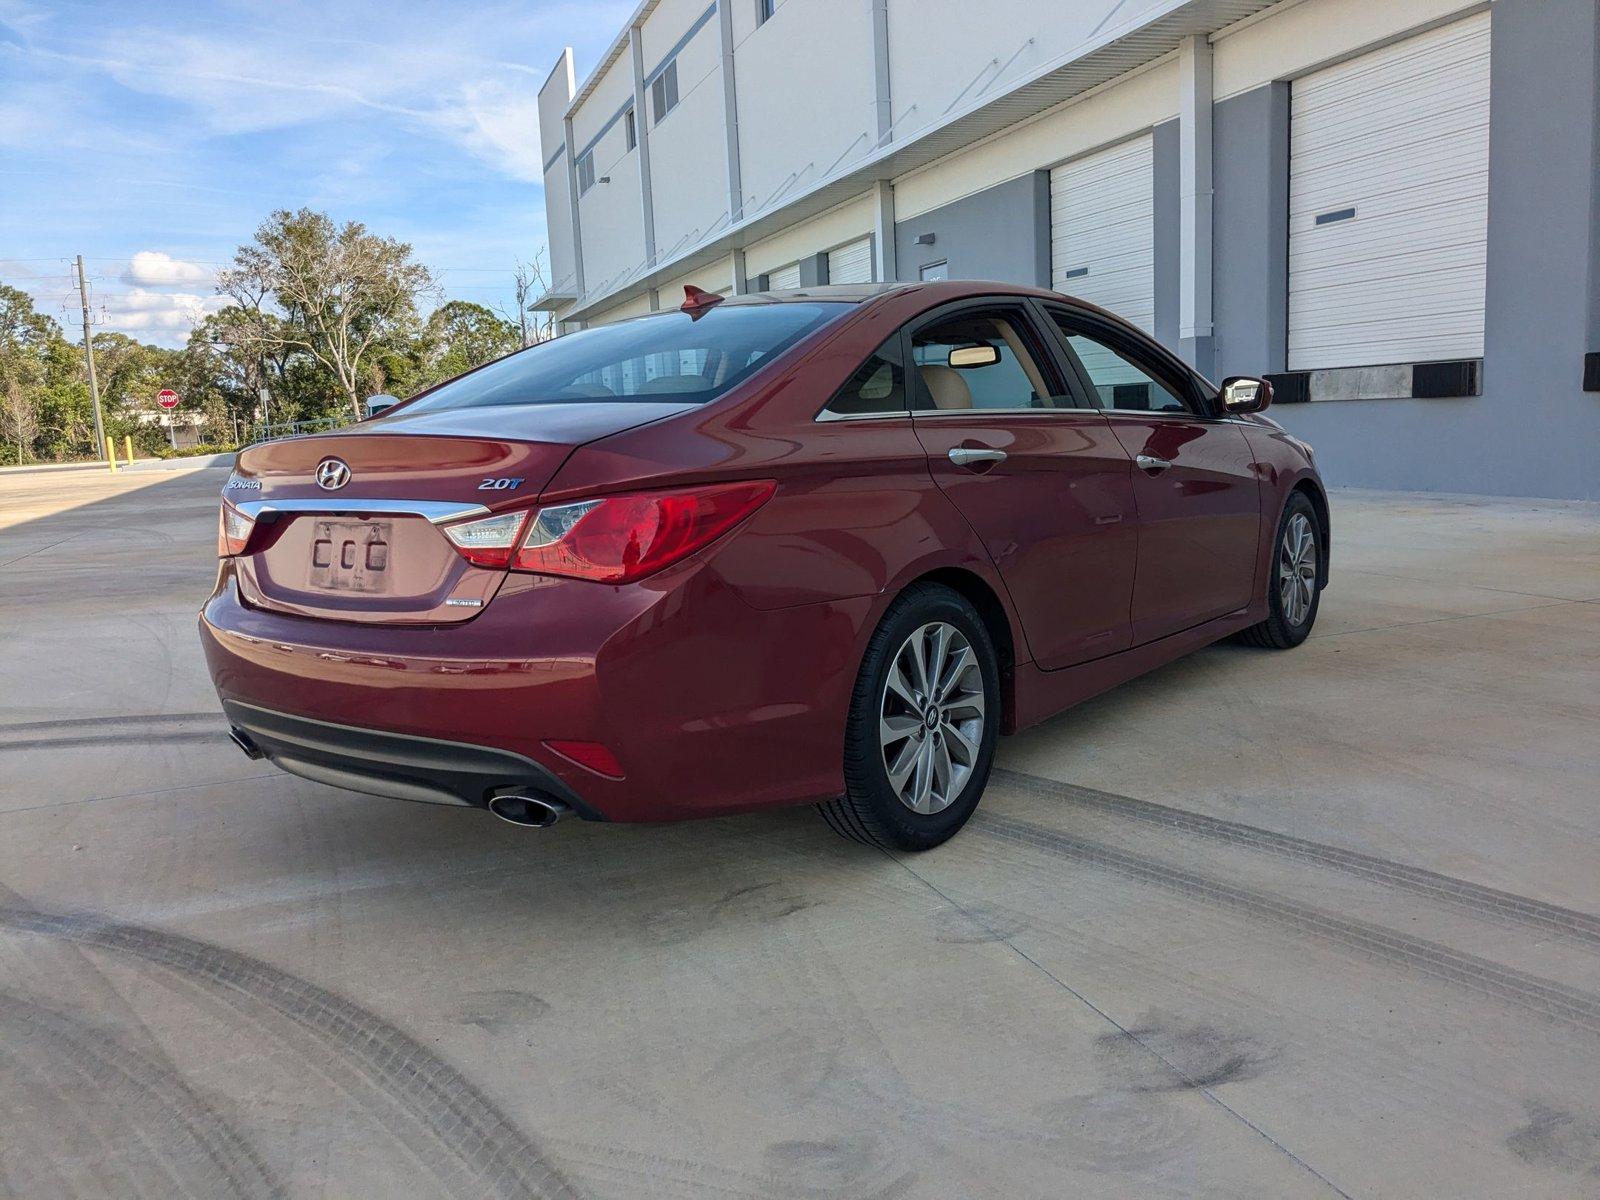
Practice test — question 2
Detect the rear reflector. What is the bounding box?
[545,739,625,779]
[218,502,255,557]
[441,510,529,568]
[512,480,775,583]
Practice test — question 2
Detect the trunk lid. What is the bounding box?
[229,401,691,624]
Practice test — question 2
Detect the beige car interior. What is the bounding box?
[915,315,1053,410]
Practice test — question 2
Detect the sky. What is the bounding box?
[0,0,630,347]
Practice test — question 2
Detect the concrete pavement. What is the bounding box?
[2,468,1597,1198]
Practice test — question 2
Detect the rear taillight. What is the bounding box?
[514,481,775,582]
[439,481,775,583]
[441,510,528,568]
[217,501,255,557]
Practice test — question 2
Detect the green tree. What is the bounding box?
[0,285,57,463]
[419,301,520,388]
[217,209,437,421]
[0,284,90,464]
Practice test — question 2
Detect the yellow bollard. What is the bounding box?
[123,434,134,464]
[104,435,117,472]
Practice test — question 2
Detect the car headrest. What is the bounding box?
[556,382,616,398]
[919,364,973,410]
[636,375,711,394]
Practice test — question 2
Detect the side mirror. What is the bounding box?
[948,344,1000,369]
[1220,376,1272,414]
[364,394,400,419]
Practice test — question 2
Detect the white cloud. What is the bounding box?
[100,288,230,338]
[2,1,636,182]
[433,81,549,183]
[121,250,210,287]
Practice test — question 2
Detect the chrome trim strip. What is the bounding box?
[815,405,1106,422]
[918,406,1102,416]
[814,409,912,422]
[233,498,492,525]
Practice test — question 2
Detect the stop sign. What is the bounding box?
[156,389,180,410]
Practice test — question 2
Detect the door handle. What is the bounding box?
[1135,454,1173,472]
[948,447,1007,468]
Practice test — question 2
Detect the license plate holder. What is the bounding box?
[309,519,392,593]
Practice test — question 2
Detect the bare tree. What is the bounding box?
[218,209,437,420]
[510,252,557,349]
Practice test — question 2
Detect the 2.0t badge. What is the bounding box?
[314,458,351,491]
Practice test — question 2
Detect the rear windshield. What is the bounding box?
[404,302,851,412]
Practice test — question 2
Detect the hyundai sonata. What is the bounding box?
[201,281,1326,849]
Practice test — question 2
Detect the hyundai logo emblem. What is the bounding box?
[315,458,351,491]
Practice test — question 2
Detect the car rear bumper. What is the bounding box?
[223,699,602,817]
[200,560,873,822]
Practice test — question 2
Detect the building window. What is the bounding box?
[624,108,637,151]
[651,61,679,124]
[577,152,595,194]
[756,0,775,24]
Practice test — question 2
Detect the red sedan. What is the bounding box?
[201,281,1326,849]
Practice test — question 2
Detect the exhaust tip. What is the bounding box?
[229,727,264,760]
[488,793,570,829]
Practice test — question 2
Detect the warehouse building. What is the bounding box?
[534,0,1600,499]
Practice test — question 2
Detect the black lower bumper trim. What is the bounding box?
[223,700,602,818]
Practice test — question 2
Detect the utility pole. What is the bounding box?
[74,255,107,462]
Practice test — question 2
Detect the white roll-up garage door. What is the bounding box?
[827,237,873,285]
[1288,13,1491,370]
[1049,134,1155,334]
[767,261,801,290]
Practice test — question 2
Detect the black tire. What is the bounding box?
[1235,490,1324,649]
[818,583,1002,851]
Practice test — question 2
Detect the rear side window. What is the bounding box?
[824,336,907,417]
[404,302,851,412]
[909,309,1068,411]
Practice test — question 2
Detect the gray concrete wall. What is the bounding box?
[1271,0,1600,500]
[1152,118,1181,354]
[798,252,829,288]
[894,172,1050,285]
[1210,82,1288,383]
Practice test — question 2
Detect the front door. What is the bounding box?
[906,303,1138,670]
[1041,305,1261,645]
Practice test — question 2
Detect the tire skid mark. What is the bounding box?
[0,731,223,753]
[0,712,219,734]
[996,769,1600,946]
[1,1043,126,1199]
[0,908,584,1200]
[0,993,284,1199]
[974,814,1600,1036]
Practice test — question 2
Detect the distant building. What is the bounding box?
[535,0,1600,499]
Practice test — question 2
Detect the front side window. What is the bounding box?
[651,61,679,123]
[1046,311,1190,413]
[624,109,637,151]
[909,310,1067,411]
[577,152,595,194]
[757,0,775,23]
[824,337,907,417]
[402,303,851,412]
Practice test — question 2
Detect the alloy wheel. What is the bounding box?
[1278,511,1318,626]
[878,621,987,815]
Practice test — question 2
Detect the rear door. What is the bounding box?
[908,300,1138,670]
[1040,303,1261,645]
